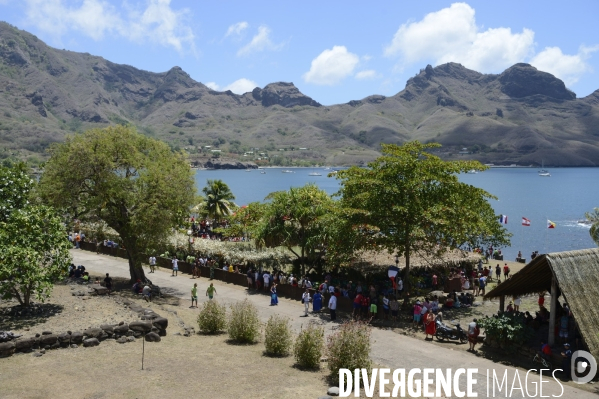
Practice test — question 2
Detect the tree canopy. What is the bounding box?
[37,125,196,282]
[254,183,334,274]
[335,141,511,292]
[586,208,599,246]
[0,163,71,306]
[195,179,237,220]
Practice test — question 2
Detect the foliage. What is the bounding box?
[586,207,599,246]
[228,299,261,343]
[194,179,237,220]
[37,125,196,282]
[218,201,266,239]
[335,141,511,292]
[254,183,334,274]
[197,300,227,334]
[264,314,293,356]
[326,320,372,381]
[0,205,72,306]
[293,323,325,369]
[0,162,32,222]
[478,313,533,346]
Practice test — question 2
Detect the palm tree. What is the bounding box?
[196,179,237,221]
[586,207,599,246]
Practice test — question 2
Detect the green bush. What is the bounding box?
[228,299,261,343]
[294,323,324,369]
[264,314,293,356]
[327,320,372,381]
[478,313,533,349]
[197,300,227,334]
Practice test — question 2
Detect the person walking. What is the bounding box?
[172,257,179,277]
[503,263,510,281]
[270,283,278,306]
[328,290,337,321]
[495,264,501,281]
[301,288,311,317]
[206,283,216,299]
[149,256,156,273]
[468,319,481,352]
[191,283,198,307]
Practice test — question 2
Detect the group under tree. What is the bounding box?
[37,125,196,283]
[334,141,511,293]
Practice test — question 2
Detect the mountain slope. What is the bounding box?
[1,22,598,166]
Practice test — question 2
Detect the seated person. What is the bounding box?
[539,340,552,361]
[524,311,534,324]
[132,279,143,294]
[443,296,454,309]
[82,272,90,283]
[142,284,152,302]
[74,267,82,279]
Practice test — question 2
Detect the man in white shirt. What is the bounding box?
[149,256,156,273]
[301,289,311,317]
[328,291,337,321]
[263,273,270,291]
[172,257,178,276]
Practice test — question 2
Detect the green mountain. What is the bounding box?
[1,22,598,166]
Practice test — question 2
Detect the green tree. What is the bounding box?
[218,201,266,239]
[195,179,237,221]
[0,205,72,306]
[37,125,196,282]
[254,183,334,274]
[0,162,71,306]
[335,141,511,294]
[586,207,599,246]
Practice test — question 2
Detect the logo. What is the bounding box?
[571,350,597,384]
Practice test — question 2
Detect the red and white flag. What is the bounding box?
[522,217,531,226]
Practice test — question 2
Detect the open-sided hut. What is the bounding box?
[484,248,599,359]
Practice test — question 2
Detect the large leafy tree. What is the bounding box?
[586,208,599,246]
[37,125,196,282]
[195,179,237,221]
[335,141,511,293]
[254,183,334,274]
[0,163,71,306]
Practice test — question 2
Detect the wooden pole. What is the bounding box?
[549,277,557,346]
[499,295,505,313]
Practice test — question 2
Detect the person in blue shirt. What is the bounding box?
[312,291,323,312]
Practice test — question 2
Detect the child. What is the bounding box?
[191,283,198,307]
[206,283,216,299]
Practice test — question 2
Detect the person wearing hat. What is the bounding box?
[561,343,572,380]
[468,319,481,352]
[506,301,514,312]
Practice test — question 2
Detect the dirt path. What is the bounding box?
[68,250,597,399]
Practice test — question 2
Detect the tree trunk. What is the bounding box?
[122,237,146,283]
[403,245,411,300]
[301,245,305,276]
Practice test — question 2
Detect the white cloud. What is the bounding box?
[237,25,282,56]
[530,45,599,86]
[23,0,195,52]
[225,22,248,38]
[384,2,534,72]
[355,70,378,80]
[303,46,360,85]
[205,78,258,94]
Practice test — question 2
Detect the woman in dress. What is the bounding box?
[424,308,437,340]
[312,291,323,312]
[270,283,278,306]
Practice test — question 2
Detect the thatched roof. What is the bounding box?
[485,248,599,361]
[350,249,480,275]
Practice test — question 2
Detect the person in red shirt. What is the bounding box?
[503,263,510,280]
[540,340,552,361]
[432,274,438,290]
[353,293,363,318]
[538,292,545,308]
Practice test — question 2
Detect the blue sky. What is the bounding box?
[1,0,598,105]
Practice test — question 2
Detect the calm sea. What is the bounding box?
[195,167,598,261]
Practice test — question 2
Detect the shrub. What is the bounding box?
[327,320,372,381]
[228,299,261,343]
[478,313,533,349]
[197,300,227,334]
[294,323,324,369]
[264,314,293,356]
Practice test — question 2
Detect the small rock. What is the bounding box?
[32,352,43,357]
[40,349,46,354]
[116,337,128,344]
[70,344,78,349]
[126,336,135,342]
[145,332,161,342]
[327,387,340,396]
[318,396,333,399]
[83,338,100,347]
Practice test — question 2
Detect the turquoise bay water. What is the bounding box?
[195,167,598,261]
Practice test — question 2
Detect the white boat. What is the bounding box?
[282,170,294,173]
[539,172,551,177]
[245,169,252,172]
[538,160,549,176]
[308,172,322,176]
[467,169,478,174]
[260,171,266,174]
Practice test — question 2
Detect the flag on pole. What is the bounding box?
[547,220,556,229]
[499,215,508,224]
[522,217,531,226]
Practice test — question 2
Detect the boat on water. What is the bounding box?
[539,172,551,177]
[308,172,322,176]
[260,171,266,174]
[282,170,294,173]
[245,169,252,172]
[467,169,478,174]
[538,160,550,176]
